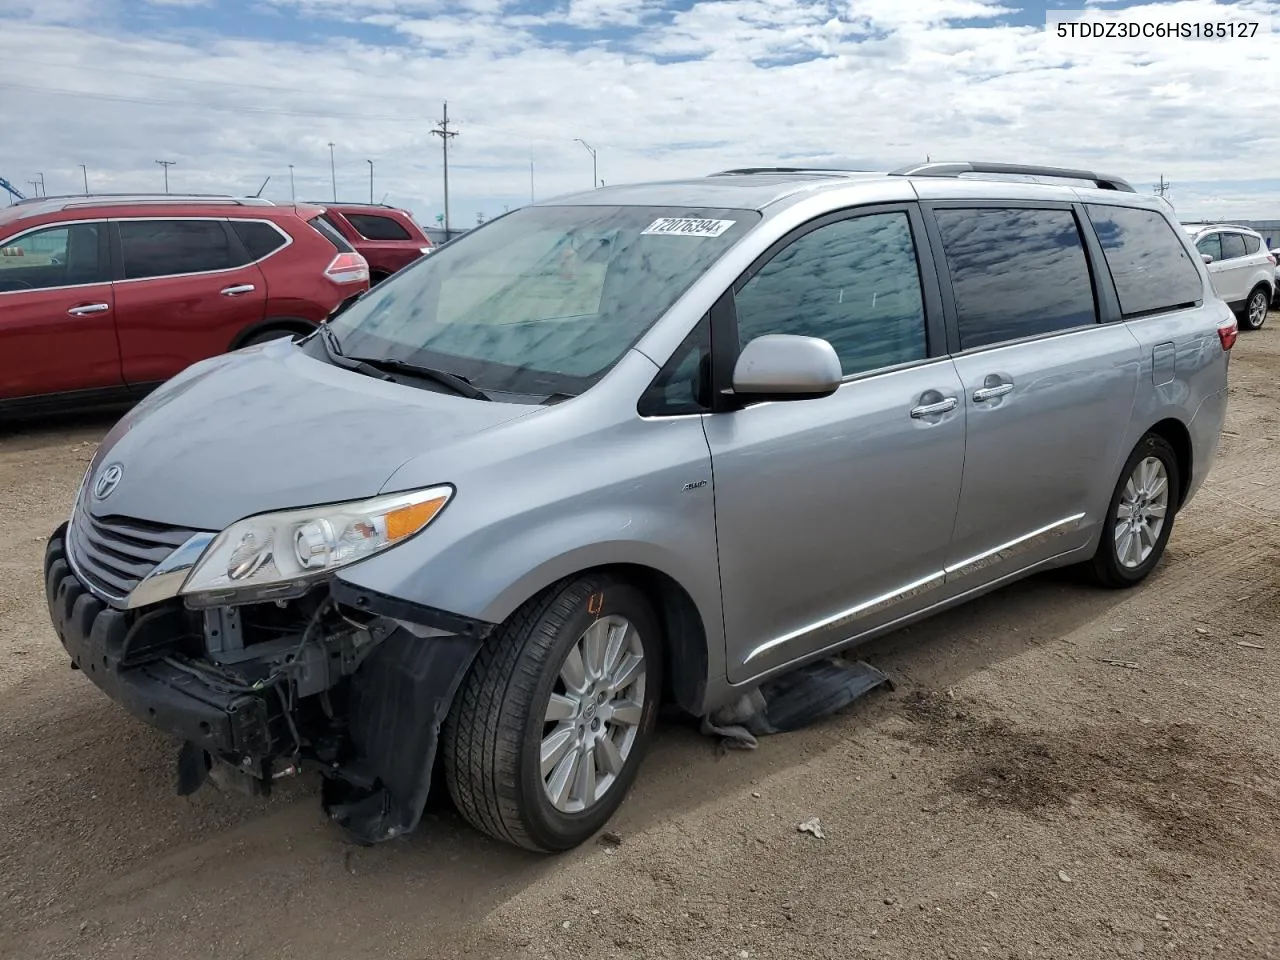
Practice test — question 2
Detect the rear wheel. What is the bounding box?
[1240,286,1270,330]
[442,574,662,851]
[241,326,308,347]
[1086,433,1180,588]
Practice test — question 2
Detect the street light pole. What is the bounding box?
[288,164,295,202]
[328,142,336,202]
[573,139,598,188]
[366,159,374,204]
[79,164,88,194]
[34,172,45,196]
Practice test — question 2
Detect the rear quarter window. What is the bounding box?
[231,220,289,260]
[345,213,413,241]
[1243,234,1261,255]
[1084,204,1203,318]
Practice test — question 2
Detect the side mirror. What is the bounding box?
[1201,253,1214,264]
[731,334,842,400]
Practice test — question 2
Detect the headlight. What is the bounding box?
[180,486,452,607]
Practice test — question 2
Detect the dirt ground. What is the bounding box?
[2,321,1279,960]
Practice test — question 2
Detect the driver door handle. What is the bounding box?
[910,397,958,419]
[221,284,256,297]
[67,303,110,316]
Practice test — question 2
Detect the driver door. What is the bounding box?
[0,220,121,401]
[701,205,966,684]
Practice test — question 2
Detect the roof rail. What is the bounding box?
[1185,221,1254,232]
[890,161,1135,193]
[45,193,277,210]
[709,167,871,177]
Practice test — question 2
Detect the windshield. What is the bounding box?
[324,204,759,397]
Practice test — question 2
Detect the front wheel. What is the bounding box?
[1241,286,1270,330]
[442,574,663,851]
[1086,433,1180,588]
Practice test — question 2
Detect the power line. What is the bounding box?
[431,101,459,237]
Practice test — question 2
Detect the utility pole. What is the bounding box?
[1154,174,1170,198]
[155,160,175,193]
[328,143,336,201]
[28,180,40,197]
[79,164,88,194]
[35,172,45,196]
[530,158,535,204]
[288,164,296,201]
[431,102,458,237]
[573,138,598,188]
[366,159,374,204]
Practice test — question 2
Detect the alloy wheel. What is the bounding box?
[1114,455,1170,569]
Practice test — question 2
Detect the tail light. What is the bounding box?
[1218,317,1238,351]
[325,251,369,285]
[1267,253,1277,266]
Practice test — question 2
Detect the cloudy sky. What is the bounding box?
[1,0,1278,225]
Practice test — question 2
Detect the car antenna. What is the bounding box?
[253,175,271,198]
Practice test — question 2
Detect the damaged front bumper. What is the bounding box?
[43,521,492,844]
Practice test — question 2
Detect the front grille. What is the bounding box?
[68,508,198,604]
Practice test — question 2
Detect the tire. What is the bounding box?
[1240,286,1270,330]
[1085,432,1181,589]
[442,574,663,852]
[241,326,306,347]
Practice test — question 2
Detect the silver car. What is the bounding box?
[44,161,1233,852]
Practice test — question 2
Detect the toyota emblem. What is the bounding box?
[93,463,124,500]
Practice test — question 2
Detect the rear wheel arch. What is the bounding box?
[230,317,317,350]
[1147,417,1192,509]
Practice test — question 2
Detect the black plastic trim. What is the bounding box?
[330,578,497,639]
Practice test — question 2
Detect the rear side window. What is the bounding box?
[1221,233,1247,260]
[345,213,412,241]
[231,220,288,260]
[935,207,1097,351]
[308,215,355,252]
[1243,234,1261,255]
[1084,204,1203,317]
[0,222,107,292]
[119,219,236,279]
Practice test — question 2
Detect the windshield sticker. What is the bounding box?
[641,218,737,238]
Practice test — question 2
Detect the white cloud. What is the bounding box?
[0,0,1278,222]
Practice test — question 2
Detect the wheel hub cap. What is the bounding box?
[1114,456,1170,569]
[539,614,647,814]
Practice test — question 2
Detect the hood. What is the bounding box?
[87,341,536,530]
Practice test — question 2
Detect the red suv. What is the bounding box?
[0,194,369,416]
[315,203,433,285]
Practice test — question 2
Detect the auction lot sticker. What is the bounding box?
[642,218,737,238]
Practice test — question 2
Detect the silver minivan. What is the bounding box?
[44,162,1233,852]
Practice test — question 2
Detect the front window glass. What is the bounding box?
[327,205,758,396]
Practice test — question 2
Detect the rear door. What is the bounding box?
[923,202,1141,592]
[702,205,967,683]
[0,220,121,400]
[110,218,267,385]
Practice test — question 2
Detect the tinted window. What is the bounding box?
[232,220,288,260]
[0,223,106,292]
[346,213,413,241]
[734,212,927,377]
[1196,233,1222,260]
[120,220,236,279]
[638,316,710,415]
[1221,233,1247,260]
[935,207,1096,350]
[1243,234,1261,255]
[1084,204,1202,317]
[309,215,354,252]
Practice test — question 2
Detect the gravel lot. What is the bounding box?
[2,320,1279,960]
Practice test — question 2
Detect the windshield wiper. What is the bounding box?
[348,356,492,402]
